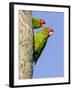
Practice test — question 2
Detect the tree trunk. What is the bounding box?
[19,10,33,79]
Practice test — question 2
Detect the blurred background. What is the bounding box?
[32,11,64,78]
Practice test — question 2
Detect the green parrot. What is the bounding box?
[33,28,53,64]
[32,18,45,29]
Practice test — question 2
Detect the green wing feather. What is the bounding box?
[33,28,49,64]
[32,18,41,29]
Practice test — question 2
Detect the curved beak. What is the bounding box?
[40,19,45,27]
[46,28,54,36]
[49,30,53,36]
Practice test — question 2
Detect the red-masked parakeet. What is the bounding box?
[32,18,45,29]
[33,28,53,64]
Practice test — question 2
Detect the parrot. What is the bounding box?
[32,18,45,29]
[33,28,54,64]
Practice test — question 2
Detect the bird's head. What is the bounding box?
[46,28,54,36]
[40,19,45,27]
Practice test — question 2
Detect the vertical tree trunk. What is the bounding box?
[19,10,33,79]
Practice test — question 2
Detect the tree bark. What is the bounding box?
[19,10,33,79]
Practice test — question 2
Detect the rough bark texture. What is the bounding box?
[19,10,33,79]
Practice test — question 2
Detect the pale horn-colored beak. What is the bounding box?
[48,29,54,36]
[41,23,45,27]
